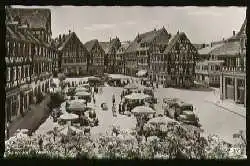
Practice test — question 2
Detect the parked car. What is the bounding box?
[162,97,179,117]
[163,98,200,127]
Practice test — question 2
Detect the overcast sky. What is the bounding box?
[14,6,246,44]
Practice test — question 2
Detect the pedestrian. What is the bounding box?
[118,103,122,114]
[93,97,96,105]
[38,136,43,151]
[112,94,115,104]
[112,104,117,117]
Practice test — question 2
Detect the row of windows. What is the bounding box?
[6,40,56,59]
[64,58,87,63]
[6,65,31,82]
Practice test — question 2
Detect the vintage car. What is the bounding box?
[162,97,179,117]
[163,98,200,127]
[174,101,200,127]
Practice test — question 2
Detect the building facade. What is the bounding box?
[195,60,224,87]
[116,41,130,74]
[100,37,121,74]
[84,39,105,75]
[55,31,89,77]
[5,7,55,126]
[162,32,197,88]
[217,19,246,106]
[125,27,171,77]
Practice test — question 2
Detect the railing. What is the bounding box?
[222,66,245,72]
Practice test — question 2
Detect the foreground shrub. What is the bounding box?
[5,125,246,159]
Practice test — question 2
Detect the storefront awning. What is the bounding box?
[136,70,148,77]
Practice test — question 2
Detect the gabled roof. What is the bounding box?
[9,8,51,31]
[237,18,246,37]
[208,18,246,56]
[84,39,99,52]
[55,33,73,50]
[54,32,88,54]
[210,41,241,56]
[125,27,168,53]
[117,42,130,54]
[198,43,224,55]
[164,32,196,54]
[99,37,121,54]
[99,42,111,54]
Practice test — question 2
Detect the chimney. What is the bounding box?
[211,43,213,47]
[110,37,111,43]
[69,30,71,34]
[154,28,156,31]
[233,30,235,36]
[177,30,179,34]
[223,38,224,41]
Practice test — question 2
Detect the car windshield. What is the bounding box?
[181,106,193,111]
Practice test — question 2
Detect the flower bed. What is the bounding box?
[5,124,246,159]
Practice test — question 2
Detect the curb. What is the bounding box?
[205,100,246,118]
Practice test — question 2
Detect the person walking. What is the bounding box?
[93,97,96,106]
[38,136,43,151]
[112,94,115,105]
[112,104,117,117]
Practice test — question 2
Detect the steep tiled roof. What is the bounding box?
[164,32,196,54]
[9,8,51,31]
[117,42,130,54]
[84,39,98,52]
[6,24,42,46]
[99,42,111,54]
[208,18,246,56]
[237,18,246,37]
[6,25,19,40]
[55,33,72,50]
[198,43,224,55]
[210,41,241,56]
[99,37,121,54]
[54,32,88,55]
[125,27,168,53]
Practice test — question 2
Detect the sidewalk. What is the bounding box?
[205,89,246,118]
[8,95,51,138]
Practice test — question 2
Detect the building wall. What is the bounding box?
[60,35,88,77]
[88,43,105,75]
[5,8,54,128]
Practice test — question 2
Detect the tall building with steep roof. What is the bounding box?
[125,27,171,77]
[84,39,105,75]
[55,31,89,76]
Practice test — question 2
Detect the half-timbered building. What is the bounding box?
[55,31,89,77]
[162,32,198,88]
[5,7,55,127]
[125,27,171,77]
[116,41,130,74]
[84,39,105,76]
[100,37,121,73]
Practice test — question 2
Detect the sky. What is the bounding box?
[13,6,246,44]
